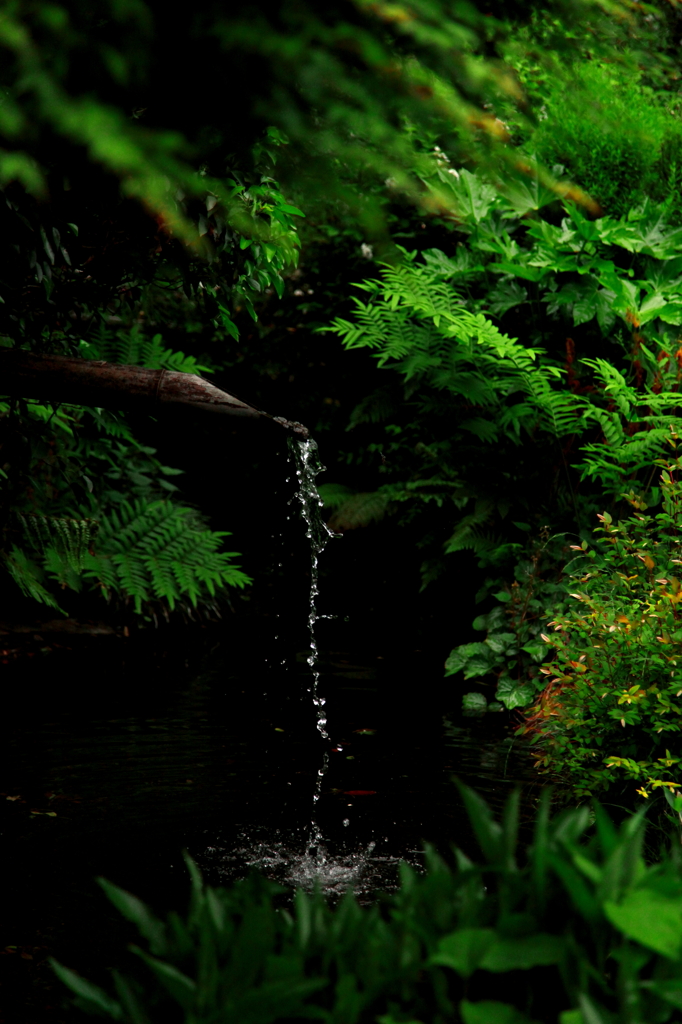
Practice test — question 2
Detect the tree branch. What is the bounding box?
[0,351,309,437]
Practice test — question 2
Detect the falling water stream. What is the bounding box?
[289,436,335,746]
[198,435,417,899]
[282,437,380,885]
[191,434,538,900]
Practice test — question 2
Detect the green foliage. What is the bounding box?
[318,157,682,715]
[18,510,99,574]
[0,0,648,248]
[6,498,251,616]
[81,498,251,614]
[3,543,66,613]
[319,240,579,568]
[1,0,680,642]
[446,530,572,714]
[77,325,212,376]
[522,451,682,800]
[51,783,682,1024]
[0,372,253,618]
[530,63,682,219]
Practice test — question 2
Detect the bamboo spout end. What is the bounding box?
[271,416,310,439]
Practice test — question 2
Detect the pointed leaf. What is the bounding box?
[131,948,196,1009]
[429,928,496,977]
[455,780,502,863]
[50,960,123,1018]
[97,879,166,955]
[604,889,682,958]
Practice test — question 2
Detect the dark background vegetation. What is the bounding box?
[5,1,682,1021]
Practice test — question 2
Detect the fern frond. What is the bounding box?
[18,512,99,575]
[83,323,212,375]
[82,499,250,614]
[322,249,585,445]
[327,492,389,531]
[348,387,397,427]
[443,502,496,555]
[317,483,358,509]
[3,545,66,612]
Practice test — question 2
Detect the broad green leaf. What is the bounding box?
[430,929,496,976]
[572,288,598,327]
[638,291,671,325]
[608,208,682,258]
[460,1000,539,1024]
[558,1012,584,1024]
[486,632,517,654]
[595,289,617,334]
[495,678,536,709]
[564,205,602,243]
[486,279,528,316]
[657,302,682,325]
[462,692,487,714]
[520,642,548,663]
[604,889,682,958]
[494,262,547,283]
[497,174,556,216]
[451,169,497,224]
[463,653,496,679]
[480,933,564,971]
[445,642,491,676]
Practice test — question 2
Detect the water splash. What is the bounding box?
[200,825,423,906]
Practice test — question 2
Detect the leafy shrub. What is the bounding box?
[319,168,682,728]
[7,500,251,618]
[445,529,571,714]
[522,452,682,800]
[52,782,682,1024]
[530,63,682,218]
[320,177,682,575]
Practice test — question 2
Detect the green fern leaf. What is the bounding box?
[82,499,251,614]
[83,323,212,375]
[328,493,389,531]
[4,545,66,612]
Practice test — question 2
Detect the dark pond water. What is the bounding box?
[0,621,545,1023]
